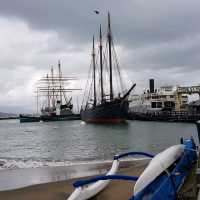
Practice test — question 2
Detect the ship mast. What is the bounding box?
[107,12,113,100]
[36,87,39,115]
[51,66,55,108]
[99,25,104,103]
[58,60,62,105]
[46,74,50,108]
[92,36,97,106]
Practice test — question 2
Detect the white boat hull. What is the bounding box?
[134,144,185,196]
[67,159,119,200]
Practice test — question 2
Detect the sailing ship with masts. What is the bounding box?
[81,13,136,123]
[38,61,81,121]
[19,61,81,123]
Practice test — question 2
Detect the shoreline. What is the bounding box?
[0,159,149,200]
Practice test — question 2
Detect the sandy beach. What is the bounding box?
[0,159,149,200]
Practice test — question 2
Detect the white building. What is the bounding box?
[129,80,188,113]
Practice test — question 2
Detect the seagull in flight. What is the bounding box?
[94,10,100,14]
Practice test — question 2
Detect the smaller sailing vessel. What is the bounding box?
[81,13,136,123]
[38,61,81,121]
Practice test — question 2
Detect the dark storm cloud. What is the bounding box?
[0,0,106,44]
[1,0,200,72]
[1,0,200,112]
[1,0,200,46]
[121,34,200,73]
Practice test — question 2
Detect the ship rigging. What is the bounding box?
[36,61,81,121]
[81,13,136,123]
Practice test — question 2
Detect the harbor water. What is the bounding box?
[0,119,198,170]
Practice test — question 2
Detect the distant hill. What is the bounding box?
[0,112,18,118]
[0,105,34,114]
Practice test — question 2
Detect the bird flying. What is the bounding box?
[94,10,99,14]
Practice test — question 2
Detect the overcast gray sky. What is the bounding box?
[0,0,200,113]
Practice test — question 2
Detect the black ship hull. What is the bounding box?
[81,99,129,123]
[19,114,40,123]
[40,114,80,122]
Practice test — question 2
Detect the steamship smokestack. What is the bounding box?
[149,79,154,93]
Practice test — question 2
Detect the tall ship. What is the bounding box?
[38,61,81,121]
[81,13,136,123]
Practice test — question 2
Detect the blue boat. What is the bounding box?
[68,137,197,200]
[132,138,197,200]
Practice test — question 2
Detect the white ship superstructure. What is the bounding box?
[130,79,188,113]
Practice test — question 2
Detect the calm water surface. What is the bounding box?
[0,119,198,169]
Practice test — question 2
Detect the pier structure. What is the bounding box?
[129,80,200,122]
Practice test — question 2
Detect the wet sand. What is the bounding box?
[0,159,149,200]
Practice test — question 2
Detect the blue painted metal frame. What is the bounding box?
[114,151,154,160]
[71,139,197,200]
[73,174,139,188]
[73,151,153,188]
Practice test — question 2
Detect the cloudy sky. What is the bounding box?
[1,0,200,113]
